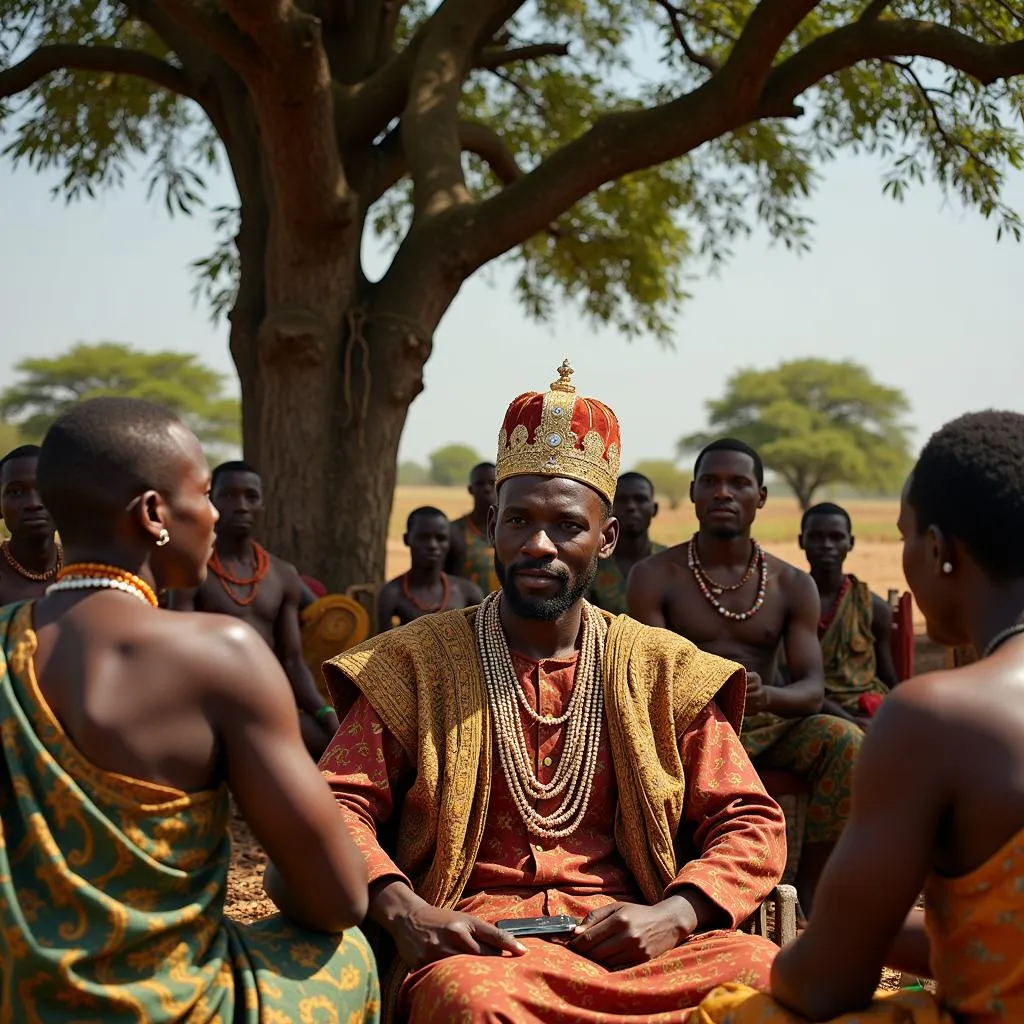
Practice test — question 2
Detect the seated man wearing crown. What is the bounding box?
[315,363,787,1023]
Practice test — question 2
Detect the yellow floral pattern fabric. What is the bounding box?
[693,826,1024,1022]
[451,515,500,595]
[0,602,380,1023]
[820,576,888,715]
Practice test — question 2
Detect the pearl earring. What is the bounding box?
[156,528,170,547]
[942,561,953,575]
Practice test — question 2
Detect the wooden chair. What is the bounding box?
[346,583,381,636]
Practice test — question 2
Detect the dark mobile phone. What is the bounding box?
[495,915,581,938]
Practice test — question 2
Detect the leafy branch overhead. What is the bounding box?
[2,2,1023,342]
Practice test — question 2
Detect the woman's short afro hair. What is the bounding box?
[908,410,1024,582]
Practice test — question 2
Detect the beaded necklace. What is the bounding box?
[982,623,1024,659]
[208,542,271,607]
[688,535,768,622]
[46,563,158,608]
[401,571,450,613]
[2,540,63,583]
[475,592,605,839]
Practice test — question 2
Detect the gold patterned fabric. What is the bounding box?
[0,602,380,1023]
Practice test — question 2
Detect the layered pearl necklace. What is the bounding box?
[475,591,605,839]
[688,535,768,622]
[46,563,159,608]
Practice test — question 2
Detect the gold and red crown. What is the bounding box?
[496,359,621,504]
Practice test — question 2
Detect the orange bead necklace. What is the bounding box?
[208,542,271,607]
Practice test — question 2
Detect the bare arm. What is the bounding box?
[770,684,945,1018]
[376,581,400,633]
[764,568,825,717]
[463,579,484,605]
[203,619,368,931]
[821,696,862,726]
[625,558,669,629]
[276,563,338,731]
[872,594,900,688]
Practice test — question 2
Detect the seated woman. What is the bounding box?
[696,409,1024,1022]
[0,397,379,1022]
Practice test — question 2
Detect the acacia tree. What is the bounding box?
[2,2,1023,587]
[679,358,912,508]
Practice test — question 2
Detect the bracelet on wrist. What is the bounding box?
[314,704,335,721]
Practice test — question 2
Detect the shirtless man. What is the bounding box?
[628,438,862,912]
[173,461,338,757]
[377,506,483,630]
[0,397,376,1022]
[446,461,499,594]
[800,502,898,727]
[0,445,62,605]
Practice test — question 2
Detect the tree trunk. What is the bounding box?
[230,239,440,592]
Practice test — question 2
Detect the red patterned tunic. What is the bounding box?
[322,650,785,1023]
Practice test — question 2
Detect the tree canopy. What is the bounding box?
[1,2,1022,587]
[428,443,482,487]
[631,460,692,510]
[0,342,241,452]
[678,358,912,508]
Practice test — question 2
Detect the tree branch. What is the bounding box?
[474,42,570,70]
[177,1,352,248]
[716,0,821,105]
[0,43,202,104]
[653,0,719,74]
[859,0,893,21]
[759,19,1024,117]
[154,0,263,71]
[402,0,523,221]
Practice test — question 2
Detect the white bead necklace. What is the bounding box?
[46,576,154,606]
[475,591,606,839]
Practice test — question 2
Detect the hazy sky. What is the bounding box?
[2,136,1022,468]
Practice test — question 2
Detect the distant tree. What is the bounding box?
[631,460,692,511]
[397,461,431,486]
[0,422,22,459]
[679,358,912,510]
[0,342,241,453]
[428,444,482,488]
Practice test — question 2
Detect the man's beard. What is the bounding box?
[494,552,599,621]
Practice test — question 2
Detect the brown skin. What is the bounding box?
[377,512,483,630]
[0,455,60,605]
[445,464,497,577]
[369,474,719,970]
[627,448,827,910]
[800,511,899,728]
[30,423,366,934]
[173,469,338,756]
[589,475,659,607]
[770,478,1024,1020]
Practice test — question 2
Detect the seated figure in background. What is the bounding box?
[800,502,899,725]
[0,397,378,1023]
[377,506,483,630]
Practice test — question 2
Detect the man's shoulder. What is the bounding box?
[629,542,687,578]
[765,551,815,596]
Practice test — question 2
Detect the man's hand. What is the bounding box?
[570,897,696,968]
[745,671,772,715]
[374,883,526,970]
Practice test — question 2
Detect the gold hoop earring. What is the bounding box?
[156,529,171,548]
